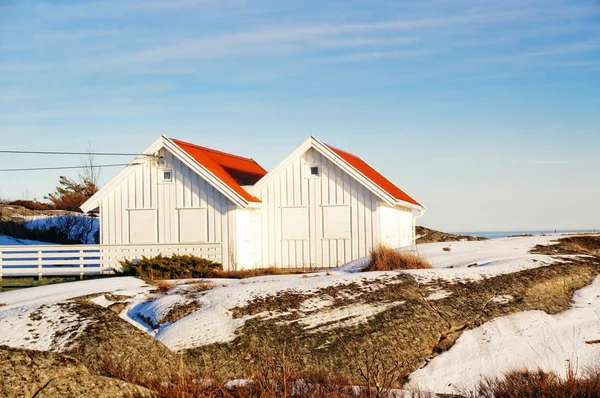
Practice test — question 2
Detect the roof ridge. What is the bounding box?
[170,137,261,165]
[325,144,361,159]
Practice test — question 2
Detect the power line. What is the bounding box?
[0,163,143,172]
[0,150,155,156]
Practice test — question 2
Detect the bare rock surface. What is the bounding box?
[35,373,154,398]
[0,345,153,398]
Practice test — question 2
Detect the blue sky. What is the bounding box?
[1,0,599,232]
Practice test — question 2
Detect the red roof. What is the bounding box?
[171,138,267,203]
[326,144,422,207]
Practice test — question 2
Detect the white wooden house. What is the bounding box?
[81,136,424,270]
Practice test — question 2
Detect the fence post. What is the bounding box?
[37,249,43,281]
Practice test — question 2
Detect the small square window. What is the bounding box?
[310,166,320,176]
[161,169,173,183]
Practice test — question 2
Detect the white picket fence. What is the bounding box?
[0,243,222,279]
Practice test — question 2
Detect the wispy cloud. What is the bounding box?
[325,49,433,62]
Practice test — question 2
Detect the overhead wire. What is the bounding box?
[0,163,143,172]
[0,150,154,156]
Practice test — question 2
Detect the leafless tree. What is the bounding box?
[79,141,102,187]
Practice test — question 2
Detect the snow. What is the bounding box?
[0,233,596,385]
[0,235,54,246]
[296,302,402,333]
[0,277,153,351]
[426,290,453,301]
[408,275,600,394]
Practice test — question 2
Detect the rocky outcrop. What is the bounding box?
[0,346,153,398]
[416,226,486,244]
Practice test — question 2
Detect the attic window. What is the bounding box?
[161,169,173,183]
[307,164,320,177]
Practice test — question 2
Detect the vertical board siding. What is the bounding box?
[379,205,415,248]
[99,151,237,270]
[254,147,382,269]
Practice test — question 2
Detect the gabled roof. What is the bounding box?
[251,136,423,210]
[325,144,422,207]
[171,138,266,203]
[80,136,267,213]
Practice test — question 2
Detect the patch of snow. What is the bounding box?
[296,302,402,333]
[0,277,152,351]
[155,271,396,350]
[490,295,514,305]
[299,297,334,312]
[408,275,600,395]
[426,290,453,301]
[0,303,89,352]
[0,235,54,246]
[131,293,191,328]
[90,295,115,308]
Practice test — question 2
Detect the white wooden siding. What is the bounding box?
[253,147,381,269]
[379,205,414,248]
[98,149,237,269]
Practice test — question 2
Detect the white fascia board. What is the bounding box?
[80,137,164,213]
[395,200,424,211]
[161,136,250,208]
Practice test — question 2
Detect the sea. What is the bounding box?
[455,229,599,239]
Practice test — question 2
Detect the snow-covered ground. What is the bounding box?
[0,235,54,246]
[0,234,598,394]
[408,275,600,394]
[0,277,153,351]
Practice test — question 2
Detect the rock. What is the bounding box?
[0,346,154,398]
[0,345,87,398]
[36,374,155,398]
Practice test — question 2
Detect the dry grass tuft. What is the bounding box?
[188,281,216,292]
[0,303,5,307]
[153,280,175,294]
[367,244,432,271]
[473,368,600,398]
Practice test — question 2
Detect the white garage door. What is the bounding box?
[129,209,157,244]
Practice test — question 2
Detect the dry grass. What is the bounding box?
[367,244,432,271]
[473,368,600,398]
[188,281,216,292]
[153,280,175,294]
[0,303,5,307]
[90,342,411,398]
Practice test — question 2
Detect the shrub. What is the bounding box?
[473,368,600,398]
[120,254,302,280]
[119,255,222,280]
[366,244,432,271]
[7,200,55,211]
